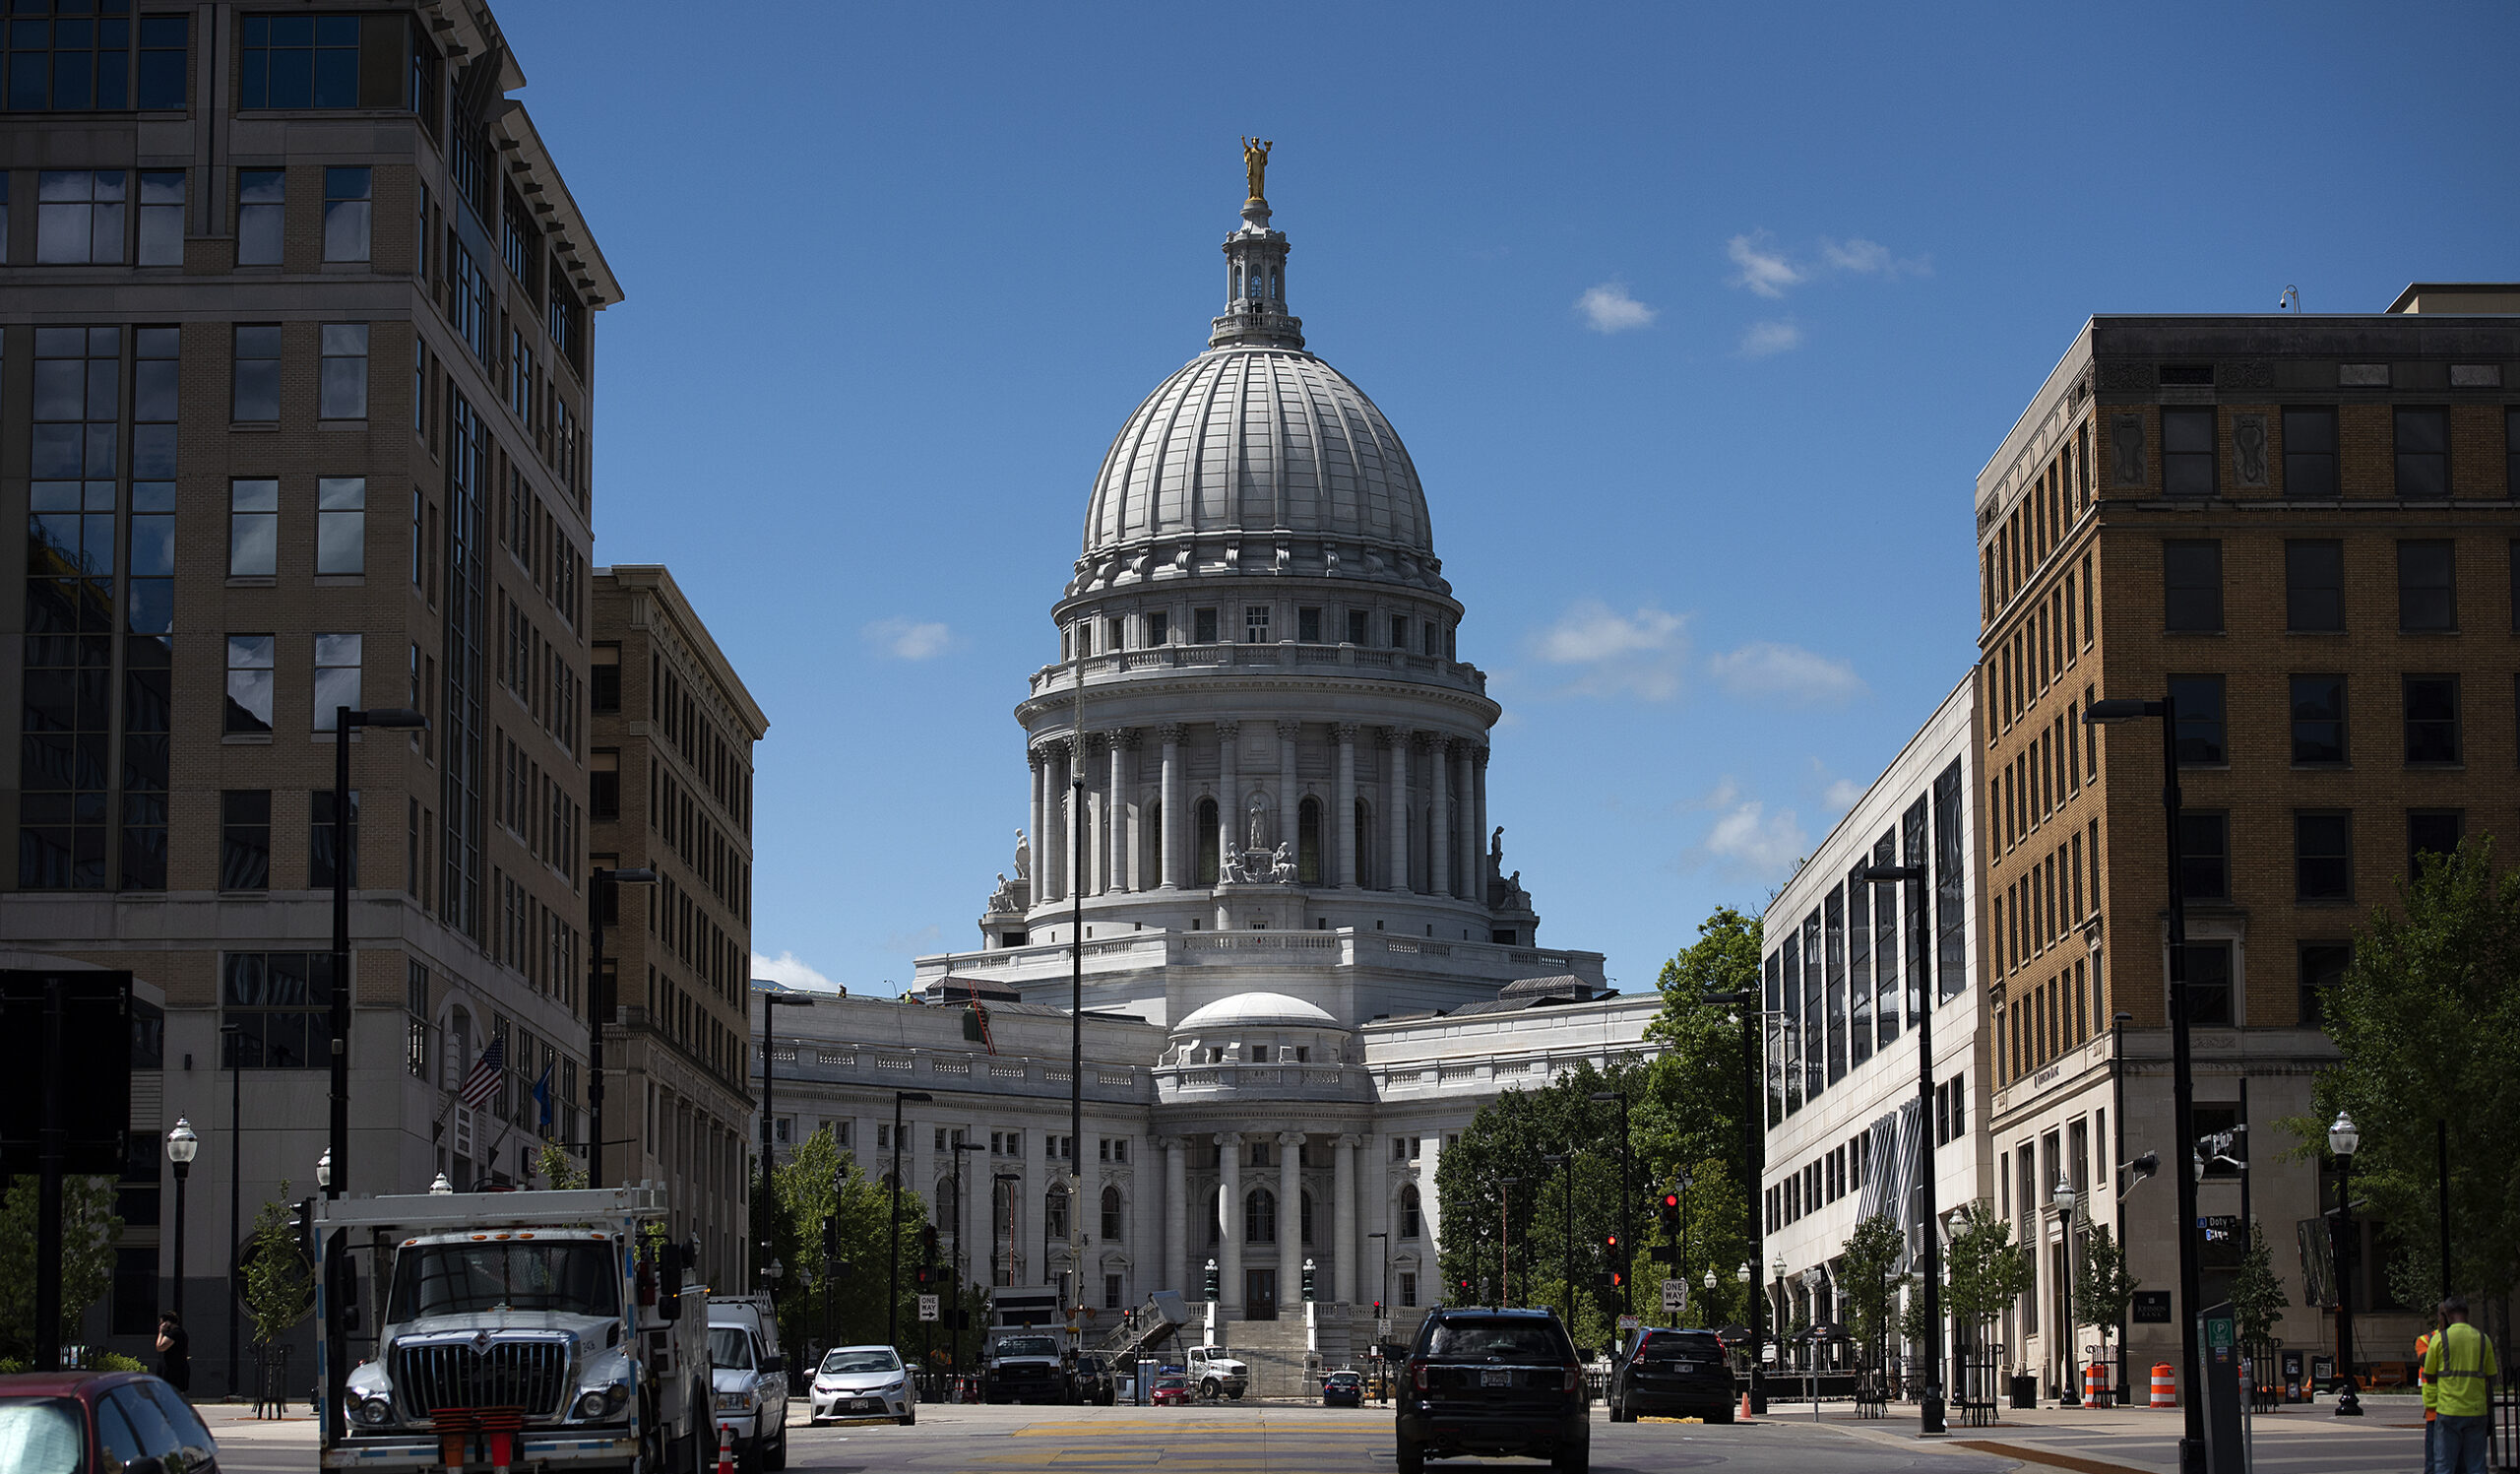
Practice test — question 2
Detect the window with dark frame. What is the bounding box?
[2162,407,2216,495]
[309,788,359,888]
[2285,540,2345,631]
[1146,609,1168,646]
[2282,408,2337,497]
[2163,540,2223,631]
[220,951,337,1069]
[232,325,281,421]
[2184,940,2235,1027]
[2394,407,2449,498]
[2507,408,2520,497]
[224,634,275,735]
[2299,942,2350,1028]
[1298,607,1321,643]
[2408,809,2464,875]
[2178,810,2229,901]
[2402,674,2461,765]
[2398,540,2456,630]
[2168,674,2225,766]
[2289,674,2347,764]
[220,790,272,890]
[2295,812,2352,902]
[323,166,371,262]
[1193,608,1218,644]
[235,169,283,266]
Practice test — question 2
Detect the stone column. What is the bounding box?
[1158,725,1184,889]
[1082,733,1106,896]
[1418,1133,1443,1265]
[1428,736,1452,899]
[1382,729,1409,893]
[1109,730,1133,893]
[1279,1132,1304,1302]
[1276,721,1302,866]
[1162,1136,1186,1299]
[1217,1132,1241,1315]
[1455,744,1477,903]
[1333,724,1358,888]
[1334,1133,1359,1306]
[1473,747,1491,900]
[1216,721,1240,871]
[1028,745,1046,907]
[1044,739,1068,903]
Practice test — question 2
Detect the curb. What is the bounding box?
[1951,1441,2155,1474]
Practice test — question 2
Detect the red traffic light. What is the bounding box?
[1661,1192,1680,1210]
[1604,1233,1619,1249]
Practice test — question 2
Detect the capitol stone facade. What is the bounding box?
[758,177,1660,1385]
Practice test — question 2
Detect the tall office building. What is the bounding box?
[1975,286,2518,1395]
[588,563,766,1285]
[0,1,619,1382]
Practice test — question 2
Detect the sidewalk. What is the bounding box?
[1773,1396,2426,1474]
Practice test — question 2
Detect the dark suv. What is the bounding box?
[1395,1308,1588,1474]
[1606,1327,1735,1423]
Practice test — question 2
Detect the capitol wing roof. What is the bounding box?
[1172,990,1342,1033]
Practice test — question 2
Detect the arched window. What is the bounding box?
[1044,1186,1070,1242]
[1353,800,1372,888]
[1207,1187,1222,1245]
[1101,1185,1124,1243]
[1244,1187,1277,1244]
[1299,1190,1314,1245]
[935,1181,959,1234]
[1400,1186,1421,1240]
[1196,798,1220,884]
[1298,798,1322,884]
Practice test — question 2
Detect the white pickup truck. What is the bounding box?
[315,1185,712,1473]
[1185,1345,1248,1401]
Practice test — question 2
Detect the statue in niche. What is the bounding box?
[1246,797,1270,856]
[1502,870,1532,910]
[1221,849,1252,885]
[1489,826,1505,876]
[1269,842,1297,884]
[987,873,1020,913]
[1014,828,1032,881]
[1241,136,1273,201]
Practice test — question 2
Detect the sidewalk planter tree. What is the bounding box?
[1840,1213,1909,1381]
[1940,1202,2035,1409]
[0,1173,123,1365]
[2074,1220,2137,1400]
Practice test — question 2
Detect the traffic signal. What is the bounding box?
[1203,1261,1221,1302]
[914,1263,933,1288]
[1301,1261,1317,1303]
[1603,1232,1622,1264]
[1372,1300,1384,1317]
[1659,1189,1681,1235]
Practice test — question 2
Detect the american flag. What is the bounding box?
[459,1035,506,1110]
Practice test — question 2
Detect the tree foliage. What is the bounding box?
[758,1126,967,1368]
[2286,838,2520,1300]
[1941,1201,2034,1350]
[240,1181,314,1348]
[2074,1219,2136,1343]
[1840,1213,1909,1358]
[0,1174,122,1361]
[2230,1222,2288,1357]
[536,1140,587,1190]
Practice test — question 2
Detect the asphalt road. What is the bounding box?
[205,1402,2023,1473]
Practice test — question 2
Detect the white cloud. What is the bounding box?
[1824,777,1866,811]
[1738,319,1802,357]
[1727,232,1803,297]
[1819,236,1930,279]
[751,949,839,993]
[1679,778,1808,879]
[1575,282,1656,334]
[862,617,954,660]
[1528,601,1690,701]
[1706,640,1864,706]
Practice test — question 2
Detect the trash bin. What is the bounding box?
[2009,1375,2038,1409]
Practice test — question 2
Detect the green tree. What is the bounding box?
[758,1126,948,1367]
[240,1183,315,1347]
[1840,1213,1910,1365]
[536,1139,587,1190]
[1941,1201,2034,1355]
[2229,1223,2288,1358]
[2074,1220,2136,1359]
[1643,906,1761,1170]
[2287,837,2520,1300]
[0,1174,123,1361]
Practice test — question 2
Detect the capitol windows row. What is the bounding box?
[2149,671,2513,770]
[1064,606,1456,659]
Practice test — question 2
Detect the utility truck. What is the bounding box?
[312,1184,714,1473]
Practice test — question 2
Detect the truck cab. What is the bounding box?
[315,1185,711,1473]
[1185,1345,1249,1401]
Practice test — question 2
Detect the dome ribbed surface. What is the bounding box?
[1082,347,1432,558]
[1172,991,1341,1033]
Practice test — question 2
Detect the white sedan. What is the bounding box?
[810,1345,917,1426]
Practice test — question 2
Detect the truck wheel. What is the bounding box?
[1201,1379,1220,1400]
[897,1407,916,1427]
[1227,1388,1243,1401]
[1395,1435,1424,1474]
[765,1413,789,1471]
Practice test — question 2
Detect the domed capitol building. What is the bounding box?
[764,159,1659,1382]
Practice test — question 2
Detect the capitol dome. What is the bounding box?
[1081,348,1431,560]
[1173,991,1341,1034]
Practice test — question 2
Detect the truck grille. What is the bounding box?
[394,1339,571,1419]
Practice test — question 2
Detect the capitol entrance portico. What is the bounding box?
[754,160,1663,1388]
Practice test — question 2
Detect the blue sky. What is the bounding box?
[498,2,2520,995]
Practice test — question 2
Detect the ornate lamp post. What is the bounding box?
[2327,1112,2362,1417]
[2055,1175,2081,1407]
[164,1119,197,1323]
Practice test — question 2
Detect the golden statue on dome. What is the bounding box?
[1241,137,1272,203]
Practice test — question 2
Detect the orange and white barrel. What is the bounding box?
[2150,1364,2176,1408]
[2085,1363,2109,1405]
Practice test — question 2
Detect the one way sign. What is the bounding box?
[1661,1280,1687,1314]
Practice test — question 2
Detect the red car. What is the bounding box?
[1150,1374,1192,1406]
[0,1370,220,1473]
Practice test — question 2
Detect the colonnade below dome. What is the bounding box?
[1024,719,1499,910]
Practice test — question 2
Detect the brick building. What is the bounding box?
[1974,286,2518,1395]
[589,563,766,1284]
[0,0,622,1385]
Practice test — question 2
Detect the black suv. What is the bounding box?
[1606,1327,1735,1423]
[1073,1352,1117,1406]
[1395,1308,1588,1474]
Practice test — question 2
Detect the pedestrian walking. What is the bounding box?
[2424,1296,2498,1474]
[154,1312,190,1393]
[2416,1323,2438,1474]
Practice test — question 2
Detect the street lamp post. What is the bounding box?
[2084,694,2205,1474]
[2327,1112,2362,1417]
[165,1119,197,1326]
[585,865,658,1189]
[2111,1008,2133,1405]
[2055,1176,2081,1407]
[759,990,819,1368]
[1366,1232,1391,1404]
[220,1022,243,1398]
[322,703,424,1450]
[950,1139,984,1380]
[1858,856,1947,1437]
[1497,1177,1520,1307]
[887,1091,934,1349]
[1589,1091,1632,1322]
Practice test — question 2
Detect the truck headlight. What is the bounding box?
[356,1396,394,1426]
[714,1390,754,1412]
[574,1382,630,1420]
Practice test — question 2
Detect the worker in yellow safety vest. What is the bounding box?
[2425,1295,2499,1474]
[2417,1325,2437,1474]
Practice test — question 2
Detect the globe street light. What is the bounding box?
[2083,694,2206,1474]
[164,1119,197,1324]
[2327,1111,2362,1417]
[2055,1175,2081,1407]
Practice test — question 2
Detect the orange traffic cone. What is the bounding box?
[715,1422,736,1474]
[1739,1388,1754,1422]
